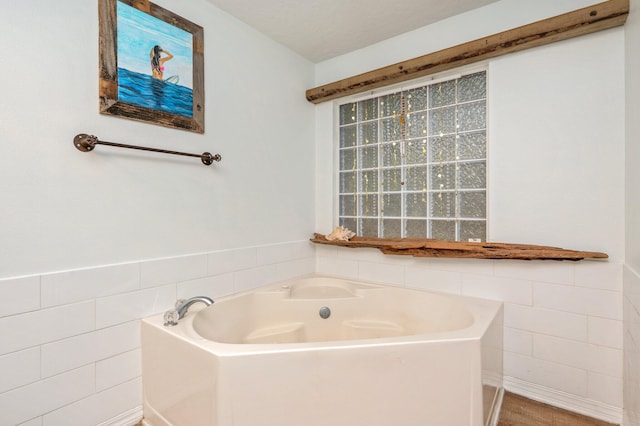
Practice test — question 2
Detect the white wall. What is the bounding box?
[315,1,625,422]
[489,32,624,260]
[0,0,316,279]
[624,0,640,424]
[314,0,604,86]
[0,0,317,424]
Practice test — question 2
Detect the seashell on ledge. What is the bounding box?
[325,226,356,242]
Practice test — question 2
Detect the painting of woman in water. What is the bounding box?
[150,45,174,80]
[98,0,204,133]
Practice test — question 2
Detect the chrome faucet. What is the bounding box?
[163,296,214,326]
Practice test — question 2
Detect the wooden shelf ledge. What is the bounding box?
[311,234,608,261]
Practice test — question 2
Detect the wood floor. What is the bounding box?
[498,392,618,426]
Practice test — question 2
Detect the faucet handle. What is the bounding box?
[163,309,179,326]
[175,299,186,309]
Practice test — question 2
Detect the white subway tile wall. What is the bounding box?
[42,377,142,426]
[0,276,40,317]
[357,260,405,286]
[589,371,623,407]
[589,316,623,349]
[233,264,280,293]
[17,417,42,426]
[95,349,141,392]
[140,255,209,289]
[406,266,461,294]
[95,285,176,329]
[41,263,140,308]
[0,302,96,355]
[0,365,95,426]
[0,242,625,424]
[207,247,258,275]
[317,246,624,422]
[176,273,235,300]
[0,347,40,394]
[40,321,139,378]
[0,241,315,425]
[624,266,640,426]
[503,327,532,355]
[41,378,142,426]
[504,351,588,396]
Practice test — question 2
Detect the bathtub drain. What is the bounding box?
[319,306,331,319]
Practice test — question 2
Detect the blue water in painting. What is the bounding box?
[117,68,193,118]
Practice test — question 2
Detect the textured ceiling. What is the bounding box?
[204,0,501,62]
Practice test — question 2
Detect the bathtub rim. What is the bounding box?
[142,274,503,356]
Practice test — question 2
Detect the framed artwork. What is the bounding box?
[98,0,204,133]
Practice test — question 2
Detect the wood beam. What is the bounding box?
[306,0,628,104]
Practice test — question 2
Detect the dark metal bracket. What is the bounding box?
[73,134,221,166]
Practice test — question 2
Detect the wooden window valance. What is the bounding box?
[306,0,628,104]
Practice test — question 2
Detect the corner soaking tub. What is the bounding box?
[141,276,503,426]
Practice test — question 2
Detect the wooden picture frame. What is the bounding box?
[98,0,204,133]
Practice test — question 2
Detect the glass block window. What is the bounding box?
[338,71,487,241]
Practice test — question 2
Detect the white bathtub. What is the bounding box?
[141,276,503,426]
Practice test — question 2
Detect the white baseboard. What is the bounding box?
[503,376,622,425]
[97,406,143,426]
